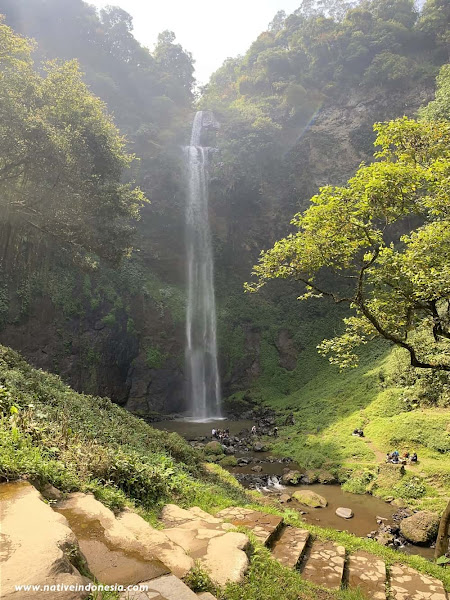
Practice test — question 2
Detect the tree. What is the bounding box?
[0,21,146,265]
[246,116,450,372]
[419,64,450,121]
[153,30,195,104]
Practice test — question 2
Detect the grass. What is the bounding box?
[0,344,248,518]
[255,341,450,512]
[1,343,449,598]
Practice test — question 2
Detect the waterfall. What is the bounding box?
[185,111,221,421]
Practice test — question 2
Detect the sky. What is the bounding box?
[89,0,302,85]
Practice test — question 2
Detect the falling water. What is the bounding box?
[185,111,221,421]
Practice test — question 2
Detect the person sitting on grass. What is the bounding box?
[410,451,418,463]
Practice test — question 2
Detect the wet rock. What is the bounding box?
[281,470,303,485]
[1,481,89,599]
[279,494,292,504]
[31,480,63,501]
[237,457,252,466]
[251,465,263,473]
[400,511,440,545]
[336,507,354,519]
[318,470,337,484]
[253,442,267,452]
[376,531,395,546]
[292,490,327,508]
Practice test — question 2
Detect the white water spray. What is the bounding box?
[185,111,221,421]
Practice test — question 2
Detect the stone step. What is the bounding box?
[119,574,199,599]
[159,504,250,587]
[1,481,89,600]
[56,493,172,587]
[390,564,448,600]
[347,550,386,600]
[216,507,284,545]
[196,593,218,600]
[300,540,345,590]
[271,526,310,569]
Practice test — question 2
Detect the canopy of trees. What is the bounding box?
[201,0,448,188]
[246,68,450,373]
[0,21,146,264]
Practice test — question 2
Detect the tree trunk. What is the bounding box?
[435,500,450,559]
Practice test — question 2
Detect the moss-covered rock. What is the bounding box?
[292,490,327,508]
[219,455,238,467]
[400,511,440,545]
[204,441,224,455]
[281,470,303,485]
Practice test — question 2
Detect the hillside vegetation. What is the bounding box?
[0,344,247,517]
[1,343,449,599]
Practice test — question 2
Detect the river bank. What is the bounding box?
[153,418,438,560]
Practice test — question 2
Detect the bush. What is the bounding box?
[342,468,376,494]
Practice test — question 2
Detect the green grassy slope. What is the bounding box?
[263,342,450,512]
[0,344,247,516]
[1,343,448,598]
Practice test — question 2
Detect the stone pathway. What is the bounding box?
[56,493,192,582]
[216,506,283,545]
[271,526,310,569]
[347,550,386,600]
[159,504,250,587]
[1,483,448,600]
[390,565,448,600]
[300,540,346,590]
[0,481,88,599]
[119,574,199,600]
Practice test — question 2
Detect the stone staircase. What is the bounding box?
[1,482,448,600]
[214,506,448,600]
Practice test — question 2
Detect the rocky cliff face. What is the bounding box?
[0,81,435,416]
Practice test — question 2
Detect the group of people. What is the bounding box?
[352,428,365,437]
[386,450,418,464]
[211,428,230,441]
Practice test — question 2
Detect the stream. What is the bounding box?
[153,419,435,560]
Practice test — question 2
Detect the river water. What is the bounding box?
[153,419,434,559]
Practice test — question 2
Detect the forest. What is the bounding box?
[0,1,449,599]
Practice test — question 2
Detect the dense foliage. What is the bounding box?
[0,21,146,264]
[246,70,450,372]
[0,344,247,512]
[201,0,448,188]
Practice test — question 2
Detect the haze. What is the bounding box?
[89,0,302,84]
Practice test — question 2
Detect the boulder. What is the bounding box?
[400,511,440,545]
[204,441,223,455]
[279,494,292,504]
[253,442,267,452]
[318,471,337,484]
[251,465,263,473]
[336,507,354,519]
[292,490,328,508]
[376,531,395,546]
[1,481,89,599]
[281,470,303,485]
